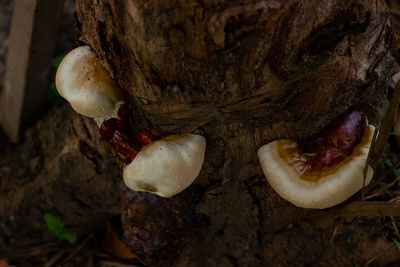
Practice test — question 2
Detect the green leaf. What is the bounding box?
[61,231,77,244]
[51,54,66,68]
[44,213,77,244]
[393,238,400,252]
[394,168,400,178]
[303,153,316,157]
[385,159,393,167]
[44,213,64,232]
[48,82,61,104]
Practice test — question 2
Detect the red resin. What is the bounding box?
[283,110,366,176]
[136,129,157,146]
[99,118,129,139]
[99,104,138,165]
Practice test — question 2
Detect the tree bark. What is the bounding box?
[74,0,397,265]
[1,0,399,266]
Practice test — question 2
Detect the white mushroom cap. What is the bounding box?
[123,134,206,198]
[55,46,123,118]
[257,125,376,209]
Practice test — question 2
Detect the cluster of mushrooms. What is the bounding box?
[56,46,206,198]
[56,46,376,209]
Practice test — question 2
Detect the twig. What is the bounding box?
[312,202,400,219]
[57,233,94,266]
[330,226,338,244]
[362,127,379,200]
[325,253,339,267]
[365,244,391,267]
[364,160,400,196]
[98,260,141,267]
[391,216,400,239]
[44,252,65,267]
[389,196,400,202]
[10,241,62,258]
[364,176,400,200]
[371,79,400,167]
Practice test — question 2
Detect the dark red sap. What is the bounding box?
[99,104,137,164]
[136,129,157,147]
[303,110,365,170]
[279,110,366,178]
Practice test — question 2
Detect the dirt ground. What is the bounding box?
[1,1,400,266]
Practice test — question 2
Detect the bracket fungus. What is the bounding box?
[56,46,123,118]
[257,111,376,209]
[123,134,206,198]
[56,46,206,198]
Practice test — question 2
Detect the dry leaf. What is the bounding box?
[0,259,15,267]
[101,222,135,259]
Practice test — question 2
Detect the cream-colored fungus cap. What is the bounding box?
[55,46,123,118]
[257,125,376,209]
[123,134,206,198]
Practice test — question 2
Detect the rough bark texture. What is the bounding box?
[73,0,397,265]
[77,0,394,136]
[121,184,208,266]
[1,0,400,266]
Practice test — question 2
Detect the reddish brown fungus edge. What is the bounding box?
[136,129,157,147]
[99,104,158,165]
[277,110,368,181]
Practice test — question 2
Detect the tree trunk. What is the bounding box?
[1,0,399,266]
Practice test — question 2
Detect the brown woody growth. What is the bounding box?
[0,0,397,266]
[74,0,397,264]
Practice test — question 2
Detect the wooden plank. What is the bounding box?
[0,0,64,142]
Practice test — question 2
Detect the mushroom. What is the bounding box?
[257,111,376,209]
[55,46,123,119]
[56,46,207,198]
[123,134,206,198]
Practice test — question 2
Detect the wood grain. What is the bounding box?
[73,0,398,265]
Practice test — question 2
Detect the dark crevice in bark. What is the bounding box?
[80,117,94,140]
[244,177,264,261]
[298,11,371,63]
[225,253,239,267]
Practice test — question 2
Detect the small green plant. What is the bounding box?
[51,54,66,68]
[384,159,400,180]
[44,213,77,244]
[48,54,66,104]
[392,238,400,252]
[48,82,60,104]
